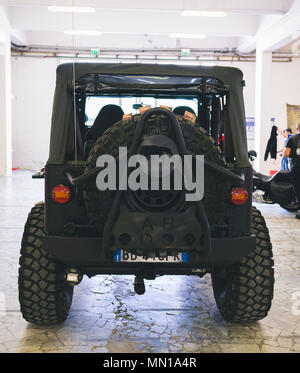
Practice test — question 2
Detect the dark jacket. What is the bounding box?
[264,126,277,161]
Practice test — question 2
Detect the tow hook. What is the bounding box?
[134,275,145,295]
[64,268,83,286]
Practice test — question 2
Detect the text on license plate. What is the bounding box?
[113,249,189,263]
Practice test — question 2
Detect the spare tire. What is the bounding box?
[83,113,229,235]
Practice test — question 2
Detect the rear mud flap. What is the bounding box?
[110,201,210,256]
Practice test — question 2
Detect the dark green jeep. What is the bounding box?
[18,63,274,325]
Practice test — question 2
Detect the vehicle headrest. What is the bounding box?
[85,104,124,141]
[173,106,196,116]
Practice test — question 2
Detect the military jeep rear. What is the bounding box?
[18,63,274,325]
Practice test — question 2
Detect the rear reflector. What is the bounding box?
[231,187,248,206]
[52,184,71,204]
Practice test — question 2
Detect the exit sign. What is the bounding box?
[90,48,100,55]
[181,49,191,57]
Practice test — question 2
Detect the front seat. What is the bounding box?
[84,104,124,157]
[173,106,195,116]
[85,104,124,141]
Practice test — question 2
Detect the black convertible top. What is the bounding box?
[48,63,250,168]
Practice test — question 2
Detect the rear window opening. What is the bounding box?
[84,96,199,127]
[66,73,233,164]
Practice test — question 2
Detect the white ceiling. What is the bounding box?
[0,0,299,53]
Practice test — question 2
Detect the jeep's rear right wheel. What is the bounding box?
[211,206,274,322]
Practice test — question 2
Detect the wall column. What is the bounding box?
[254,48,273,174]
[0,31,12,176]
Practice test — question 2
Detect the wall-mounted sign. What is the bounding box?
[246,117,255,141]
[181,49,191,57]
[90,48,100,55]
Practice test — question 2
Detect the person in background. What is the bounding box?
[284,123,300,219]
[277,128,293,170]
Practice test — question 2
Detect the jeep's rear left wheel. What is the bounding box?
[211,206,274,322]
[18,203,73,325]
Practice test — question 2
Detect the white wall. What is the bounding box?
[11,57,58,171]
[11,57,300,174]
[0,6,12,176]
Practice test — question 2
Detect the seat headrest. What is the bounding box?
[173,106,196,116]
[85,104,124,141]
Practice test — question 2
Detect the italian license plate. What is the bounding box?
[113,249,189,263]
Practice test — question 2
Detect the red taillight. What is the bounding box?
[231,187,248,205]
[52,184,71,204]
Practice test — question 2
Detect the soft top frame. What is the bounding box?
[48,63,250,168]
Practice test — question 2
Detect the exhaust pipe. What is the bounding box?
[65,268,83,286]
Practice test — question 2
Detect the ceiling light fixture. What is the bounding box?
[181,10,227,17]
[64,30,102,36]
[48,6,96,13]
[169,33,206,39]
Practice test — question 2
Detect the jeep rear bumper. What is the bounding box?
[43,234,256,275]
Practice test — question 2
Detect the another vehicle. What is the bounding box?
[18,63,274,325]
[249,150,299,211]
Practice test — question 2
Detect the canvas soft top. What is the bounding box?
[48,63,250,168]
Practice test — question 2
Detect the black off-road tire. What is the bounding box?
[18,203,73,325]
[211,206,274,322]
[84,113,230,234]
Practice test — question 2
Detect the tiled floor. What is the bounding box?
[0,170,300,353]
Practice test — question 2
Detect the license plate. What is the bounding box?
[113,249,189,263]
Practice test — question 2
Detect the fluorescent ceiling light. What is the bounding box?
[181,10,227,17]
[169,33,206,39]
[64,30,102,36]
[48,6,95,13]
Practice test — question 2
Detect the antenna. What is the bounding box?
[72,0,77,164]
